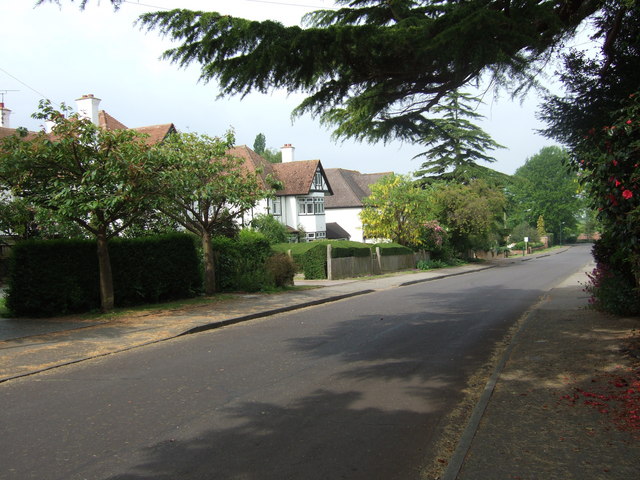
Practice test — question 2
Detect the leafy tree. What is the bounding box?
[253,133,266,155]
[261,148,282,164]
[138,1,600,146]
[0,102,162,311]
[430,179,506,254]
[155,131,272,295]
[360,174,432,248]
[510,146,580,243]
[0,196,40,240]
[250,213,289,244]
[510,221,540,244]
[414,91,503,183]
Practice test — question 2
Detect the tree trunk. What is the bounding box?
[96,232,115,312]
[202,232,217,295]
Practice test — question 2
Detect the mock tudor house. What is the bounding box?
[229,144,334,241]
[324,168,392,243]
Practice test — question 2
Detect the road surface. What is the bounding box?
[0,245,592,479]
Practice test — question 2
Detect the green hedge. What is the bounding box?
[110,234,202,306]
[271,241,327,279]
[212,230,273,291]
[374,243,414,256]
[6,233,201,317]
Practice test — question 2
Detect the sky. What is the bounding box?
[1,0,587,176]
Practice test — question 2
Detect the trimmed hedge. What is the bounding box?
[110,234,202,306]
[7,239,99,317]
[6,233,202,317]
[212,230,273,292]
[374,243,414,256]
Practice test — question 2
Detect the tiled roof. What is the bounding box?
[272,160,326,196]
[98,110,175,145]
[324,168,392,208]
[0,126,38,141]
[227,145,277,190]
[98,110,128,130]
[228,146,333,196]
[132,124,177,145]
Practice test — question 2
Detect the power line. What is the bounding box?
[0,67,49,101]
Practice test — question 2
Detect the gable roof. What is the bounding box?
[98,110,128,130]
[227,145,277,190]
[324,168,392,208]
[228,145,333,196]
[133,124,177,145]
[98,110,176,145]
[273,160,333,196]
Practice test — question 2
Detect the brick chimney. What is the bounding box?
[0,102,11,128]
[281,143,295,163]
[75,94,101,125]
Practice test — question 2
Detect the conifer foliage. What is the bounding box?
[413,91,503,183]
[138,1,599,144]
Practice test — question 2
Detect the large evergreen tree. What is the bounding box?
[137,1,600,145]
[414,91,503,183]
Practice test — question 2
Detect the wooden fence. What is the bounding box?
[326,245,429,280]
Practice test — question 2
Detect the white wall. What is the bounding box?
[326,207,365,242]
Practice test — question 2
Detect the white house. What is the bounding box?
[229,144,333,241]
[324,168,392,243]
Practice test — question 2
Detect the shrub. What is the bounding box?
[512,241,545,250]
[510,222,540,243]
[212,231,273,292]
[417,259,448,270]
[266,253,296,287]
[417,258,465,270]
[6,233,201,317]
[249,214,289,244]
[584,238,640,315]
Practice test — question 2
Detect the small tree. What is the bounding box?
[0,102,162,311]
[360,174,433,248]
[155,131,272,295]
[536,215,546,238]
[430,180,506,254]
[253,133,266,155]
[250,213,289,244]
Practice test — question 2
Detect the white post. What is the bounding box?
[327,244,333,280]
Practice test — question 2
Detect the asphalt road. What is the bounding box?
[0,245,593,480]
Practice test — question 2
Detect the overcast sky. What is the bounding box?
[2,0,581,175]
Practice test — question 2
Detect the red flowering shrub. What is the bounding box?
[572,93,640,314]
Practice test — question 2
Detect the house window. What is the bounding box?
[268,197,282,216]
[298,196,324,215]
[304,231,326,241]
[311,170,324,190]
